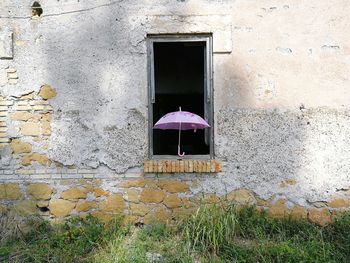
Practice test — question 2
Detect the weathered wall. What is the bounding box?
[0,0,350,225]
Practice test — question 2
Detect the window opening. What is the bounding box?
[148,36,213,157]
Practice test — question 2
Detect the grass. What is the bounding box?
[1,205,349,263]
[182,205,350,263]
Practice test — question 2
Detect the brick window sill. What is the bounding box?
[144,159,221,173]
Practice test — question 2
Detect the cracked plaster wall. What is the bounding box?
[0,0,350,213]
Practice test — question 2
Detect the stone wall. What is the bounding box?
[0,0,350,226]
[2,176,349,226]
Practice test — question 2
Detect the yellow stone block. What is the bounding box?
[10,139,32,154]
[130,203,152,216]
[39,84,57,100]
[11,112,33,121]
[268,200,290,218]
[61,187,87,200]
[33,100,49,105]
[94,188,109,197]
[328,196,350,208]
[13,200,37,215]
[144,206,171,224]
[307,208,332,226]
[50,199,75,217]
[76,201,97,212]
[226,189,256,205]
[125,189,140,203]
[14,105,32,111]
[41,121,51,135]
[121,179,146,188]
[41,113,52,121]
[16,101,28,106]
[159,180,189,193]
[290,205,307,219]
[0,183,22,200]
[140,188,166,203]
[26,183,53,200]
[22,153,50,166]
[33,105,45,111]
[21,122,41,136]
[164,194,182,208]
[99,194,126,213]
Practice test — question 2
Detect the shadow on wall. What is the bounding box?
[42,2,148,172]
[214,56,350,205]
[216,108,306,201]
[217,106,350,204]
[42,1,212,172]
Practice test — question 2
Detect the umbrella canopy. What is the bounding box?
[153,108,210,130]
[153,107,210,157]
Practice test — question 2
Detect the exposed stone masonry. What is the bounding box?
[1,177,348,226]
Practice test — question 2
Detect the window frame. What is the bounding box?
[147,34,214,159]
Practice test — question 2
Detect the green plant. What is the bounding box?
[181,204,350,262]
[0,210,45,245]
[2,215,124,263]
[138,223,170,241]
[324,212,350,261]
[2,206,350,263]
[182,202,237,255]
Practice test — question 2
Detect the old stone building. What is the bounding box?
[0,0,349,225]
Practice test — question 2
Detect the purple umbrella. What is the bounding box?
[153,107,210,157]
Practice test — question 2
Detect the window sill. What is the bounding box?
[144,159,221,173]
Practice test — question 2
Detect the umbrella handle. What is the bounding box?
[178,145,185,157]
[178,120,185,157]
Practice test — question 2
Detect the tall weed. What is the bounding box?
[182,202,236,255]
[2,215,124,263]
[181,204,350,263]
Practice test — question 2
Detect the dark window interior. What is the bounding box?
[153,41,209,155]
